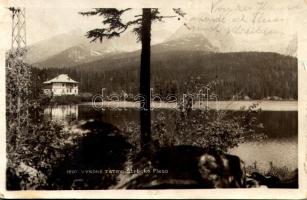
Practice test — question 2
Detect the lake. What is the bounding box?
[44,101,298,172]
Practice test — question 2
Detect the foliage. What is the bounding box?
[6,50,31,128]
[6,121,85,189]
[123,82,267,153]
[171,105,266,152]
[6,51,85,189]
[6,50,130,189]
[47,120,132,190]
[80,8,185,42]
[35,51,298,100]
[123,121,142,152]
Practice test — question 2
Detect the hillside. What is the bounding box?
[25,29,89,64]
[33,44,123,68]
[30,27,174,68]
[33,51,297,100]
[33,33,219,69]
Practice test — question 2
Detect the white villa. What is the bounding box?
[43,74,79,96]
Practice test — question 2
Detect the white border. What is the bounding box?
[0,0,306,199]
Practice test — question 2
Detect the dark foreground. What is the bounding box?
[7,120,298,190]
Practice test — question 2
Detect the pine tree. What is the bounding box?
[80,8,185,152]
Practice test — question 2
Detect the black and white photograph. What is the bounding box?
[0,0,306,198]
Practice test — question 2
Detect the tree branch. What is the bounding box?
[80,8,141,42]
[173,8,187,17]
[80,8,186,43]
[79,8,132,16]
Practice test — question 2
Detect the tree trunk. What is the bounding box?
[140,8,152,152]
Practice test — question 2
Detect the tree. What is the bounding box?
[80,8,185,152]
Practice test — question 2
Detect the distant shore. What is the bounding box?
[79,100,298,111]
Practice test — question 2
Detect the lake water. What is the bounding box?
[44,101,298,172]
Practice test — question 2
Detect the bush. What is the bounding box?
[47,120,132,189]
[124,84,266,153]
[6,120,86,189]
[6,51,86,189]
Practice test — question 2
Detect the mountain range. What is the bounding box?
[28,16,297,100]
[28,15,238,68]
[27,27,174,67]
[29,15,297,69]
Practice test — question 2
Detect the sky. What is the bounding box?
[0,7,194,50]
[0,0,303,52]
[12,7,190,46]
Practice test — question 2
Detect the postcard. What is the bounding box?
[0,0,306,198]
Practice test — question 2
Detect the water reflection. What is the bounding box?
[44,105,78,121]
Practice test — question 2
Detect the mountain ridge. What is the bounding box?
[33,32,221,69]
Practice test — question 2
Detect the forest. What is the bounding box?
[32,51,298,100]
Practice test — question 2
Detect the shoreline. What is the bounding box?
[76,100,298,111]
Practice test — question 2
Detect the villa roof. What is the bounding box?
[43,74,79,84]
